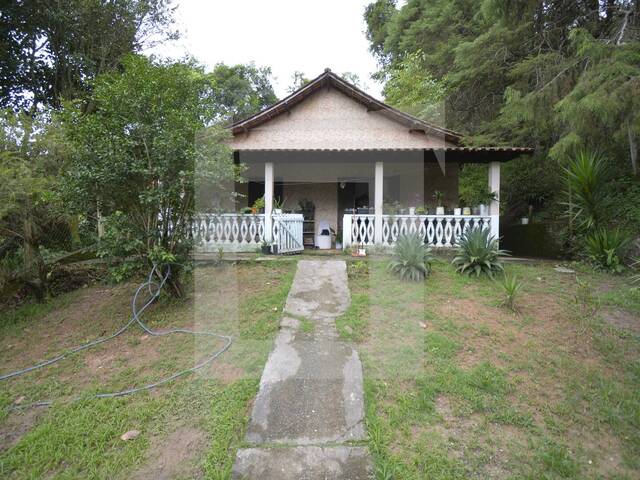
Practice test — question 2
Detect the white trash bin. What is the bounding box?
[315,221,333,250]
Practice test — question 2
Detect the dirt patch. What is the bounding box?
[132,425,207,480]
[0,407,43,452]
[601,308,640,334]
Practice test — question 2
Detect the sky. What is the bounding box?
[146,0,385,99]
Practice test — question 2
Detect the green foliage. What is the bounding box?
[1,0,177,111]
[452,227,507,278]
[365,0,640,236]
[583,227,631,273]
[382,50,446,124]
[62,55,240,294]
[209,63,277,122]
[388,233,433,281]
[498,274,522,311]
[563,150,607,231]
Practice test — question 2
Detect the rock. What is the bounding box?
[554,266,575,274]
[419,322,427,329]
[120,430,141,441]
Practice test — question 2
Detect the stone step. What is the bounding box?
[232,446,373,480]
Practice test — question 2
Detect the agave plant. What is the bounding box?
[499,274,522,311]
[583,227,631,273]
[452,227,508,278]
[388,233,433,282]
[563,150,606,231]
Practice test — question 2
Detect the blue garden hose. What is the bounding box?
[1,265,233,407]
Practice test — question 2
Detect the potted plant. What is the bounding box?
[335,232,343,250]
[453,206,462,216]
[252,196,266,214]
[463,207,471,215]
[475,188,496,216]
[241,206,253,214]
[433,191,445,215]
[273,197,286,215]
[260,241,271,255]
[298,198,315,219]
[415,205,427,215]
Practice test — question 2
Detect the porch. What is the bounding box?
[192,148,509,254]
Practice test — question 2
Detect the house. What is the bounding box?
[192,69,533,253]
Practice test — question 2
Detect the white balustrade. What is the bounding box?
[191,213,304,254]
[344,214,492,248]
[191,213,265,252]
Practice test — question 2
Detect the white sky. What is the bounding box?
[146,0,384,99]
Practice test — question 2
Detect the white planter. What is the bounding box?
[521,218,529,225]
[409,207,416,215]
[463,207,471,215]
[454,208,461,216]
[336,242,342,250]
[436,206,445,215]
[273,208,283,214]
[479,204,488,216]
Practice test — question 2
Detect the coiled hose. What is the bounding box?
[1,265,233,407]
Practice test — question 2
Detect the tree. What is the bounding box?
[0,0,177,112]
[63,55,240,296]
[287,71,311,93]
[209,63,277,122]
[0,112,67,299]
[364,0,640,226]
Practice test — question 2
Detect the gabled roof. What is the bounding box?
[229,68,464,146]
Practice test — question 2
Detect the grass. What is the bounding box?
[0,260,295,479]
[338,257,640,479]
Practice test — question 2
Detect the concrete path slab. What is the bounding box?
[233,446,372,480]
[233,260,372,478]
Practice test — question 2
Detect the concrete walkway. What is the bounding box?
[232,260,372,479]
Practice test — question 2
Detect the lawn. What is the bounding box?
[338,257,640,480]
[0,261,295,479]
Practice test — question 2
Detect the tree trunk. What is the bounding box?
[629,123,638,176]
[22,210,47,301]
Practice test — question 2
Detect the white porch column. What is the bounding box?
[374,161,384,245]
[264,161,274,243]
[488,161,500,240]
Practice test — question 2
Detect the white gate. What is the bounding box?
[272,213,304,254]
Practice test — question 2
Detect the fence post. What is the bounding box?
[343,214,352,248]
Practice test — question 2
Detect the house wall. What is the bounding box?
[228,88,455,150]
[282,183,338,235]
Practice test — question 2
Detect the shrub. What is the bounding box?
[452,227,508,278]
[563,150,606,231]
[388,233,433,282]
[583,227,631,273]
[499,274,522,311]
[633,257,640,286]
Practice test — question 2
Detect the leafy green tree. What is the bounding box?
[1,0,177,112]
[0,112,67,299]
[365,0,640,228]
[287,71,311,93]
[209,63,277,122]
[63,55,239,296]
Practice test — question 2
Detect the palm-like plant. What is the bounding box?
[388,233,433,281]
[563,150,606,231]
[583,227,631,273]
[452,227,508,278]
[499,274,522,311]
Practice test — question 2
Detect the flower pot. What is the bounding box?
[409,207,416,215]
[521,217,529,225]
[463,207,471,215]
[272,244,278,255]
[336,242,343,250]
[261,245,271,255]
[436,206,445,215]
[273,208,283,215]
[479,204,488,216]
[454,208,462,216]
[357,207,369,214]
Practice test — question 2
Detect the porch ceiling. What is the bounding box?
[236,146,533,164]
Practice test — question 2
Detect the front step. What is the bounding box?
[232,446,372,480]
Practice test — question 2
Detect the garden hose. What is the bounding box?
[1,265,233,407]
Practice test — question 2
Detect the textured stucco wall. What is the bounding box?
[282,183,338,235]
[229,88,454,150]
